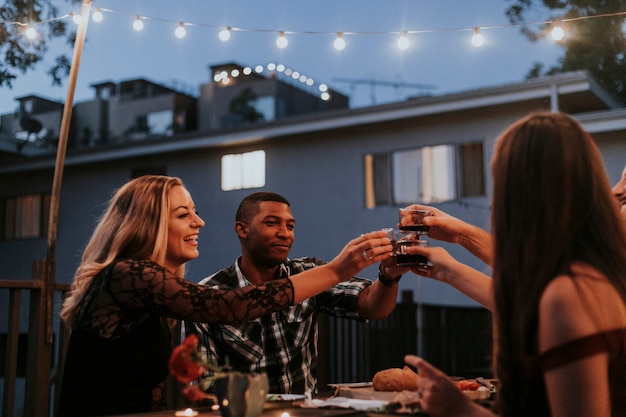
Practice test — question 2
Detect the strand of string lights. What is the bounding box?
[6,5,626,47]
[4,6,626,100]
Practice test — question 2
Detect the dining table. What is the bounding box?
[112,404,418,417]
[109,385,495,417]
[109,391,428,417]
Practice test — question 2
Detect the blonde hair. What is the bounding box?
[60,175,186,326]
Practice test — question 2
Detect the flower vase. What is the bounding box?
[214,372,268,417]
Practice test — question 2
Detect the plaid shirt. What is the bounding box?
[182,256,372,394]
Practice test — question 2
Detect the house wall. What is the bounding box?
[3,98,626,307]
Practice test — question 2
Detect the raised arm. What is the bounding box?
[404,244,494,311]
[289,230,393,303]
[401,204,493,265]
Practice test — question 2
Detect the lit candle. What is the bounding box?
[281,412,290,417]
[174,408,199,417]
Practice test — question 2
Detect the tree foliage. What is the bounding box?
[506,0,626,103]
[0,0,79,89]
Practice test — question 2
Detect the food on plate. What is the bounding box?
[372,366,419,392]
[455,379,491,400]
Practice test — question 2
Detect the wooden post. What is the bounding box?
[24,1,92,416]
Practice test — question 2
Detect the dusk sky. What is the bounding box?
[0,0,564,113]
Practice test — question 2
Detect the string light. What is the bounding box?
[471,27,484,47]
[276,31,288,48]
[133,16,144,31]
[92,8,103,22]
[70,12,82,25]
[25,25,37,39]
[397,30,409,50]
[551,19,565,41]
[6,5,626,53]
[218,26,231,41]
[333,32,346,51]
[174,22,186,39]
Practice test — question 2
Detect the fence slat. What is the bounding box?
[2,289,22,417]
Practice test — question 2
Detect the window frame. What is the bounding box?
[364,141,485,208]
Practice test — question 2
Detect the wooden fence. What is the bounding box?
[317,290,493,389]
[0,262,70,417]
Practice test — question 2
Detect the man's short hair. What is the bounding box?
[236,192,290,223]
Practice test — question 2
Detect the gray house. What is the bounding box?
[1,69,626,305]
[2,68,626,416]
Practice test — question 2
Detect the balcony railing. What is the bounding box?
[0,261,70,417]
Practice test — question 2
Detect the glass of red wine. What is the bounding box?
[384,228,429,267]
[398,208,432,234]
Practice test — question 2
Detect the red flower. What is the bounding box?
[169,334,204,384]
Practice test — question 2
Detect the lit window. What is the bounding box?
[221,150,266,191]
[364,142,484,208]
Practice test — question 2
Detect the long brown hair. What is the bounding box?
[60,175,186,326]
[491,112,626,416]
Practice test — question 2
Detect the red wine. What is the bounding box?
[392,239,429,266]
[396,253,429,267]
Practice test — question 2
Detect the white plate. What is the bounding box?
[266,394,307,401]
[329,382,373,388]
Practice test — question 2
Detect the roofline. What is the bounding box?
[1,71,622,174]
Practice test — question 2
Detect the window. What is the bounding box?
[364,142,484,208]
[1,193,50,240]
[221,150,265,191]
[147,110,174,136]
[254,96,275,121]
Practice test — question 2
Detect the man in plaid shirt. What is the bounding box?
[183,192,405,394]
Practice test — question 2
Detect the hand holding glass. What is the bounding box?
[398,208,432,234]
[385,228,429,267]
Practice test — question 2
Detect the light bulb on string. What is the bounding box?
[471,27,484,47]
[25,25,37,39]
[175,22,186,39]
[92,8,103,22]
[133,16,144,31]
[71,12,82,25]
[218,26,231,42]
[551,20,565,41]
[397,30,409,50]
[333,32,346,51]
[276,31,288,48]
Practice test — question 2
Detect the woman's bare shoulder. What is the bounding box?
[539,264,626,351]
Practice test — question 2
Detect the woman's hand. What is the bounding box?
[327,230,393,281]
[405,355,486,417]
[403,244,460,283]
[400,204,493,265]
[400,204,467,244]
[402,243,495,310]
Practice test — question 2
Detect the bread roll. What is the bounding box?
[372,366,419,391]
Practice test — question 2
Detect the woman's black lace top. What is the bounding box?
[57,258,294,417]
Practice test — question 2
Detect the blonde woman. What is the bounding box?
[57,175,392,417]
